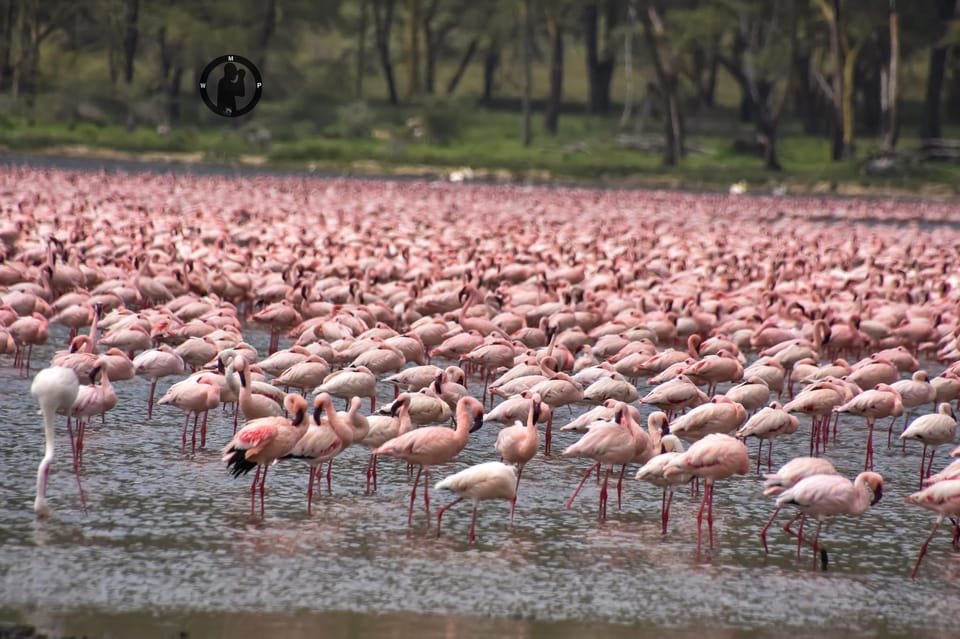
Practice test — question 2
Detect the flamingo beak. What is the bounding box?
[89,366,101,384]
[389,401,401,417]
[238,369,246,387]
[532,400,541,423]
[470,411,484,433]
[313,404,323,424]
[870,482,883,506]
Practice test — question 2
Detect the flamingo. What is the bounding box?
[834,383,903,470]
[31,366,84,517]
[284,393,357,512]
[758,456,839,554]
[561,403,636,521]
[235,354,282,420]
[663,433,750,548]
[372,396,485,526]
[359,392,414,493]
[899,403,957,489]
[63,355,118,469]
[905,479,960,579]
[634,433,689,534]
[529,372,583,455]
[157,374,222,452]
[735,401,800,473]
[434,461,517,542]
[669,396,747,443]
[133,344,186,419]
[493,393,541,523]
[313,365,378,411]
[774,471,884,569]
[222,394,310,517]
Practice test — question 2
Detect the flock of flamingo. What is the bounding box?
[3,167,960,580]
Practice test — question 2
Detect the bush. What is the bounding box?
[335,101,376,138]
[417,99,466,145]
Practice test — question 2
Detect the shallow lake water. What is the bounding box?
[2,326,959,639]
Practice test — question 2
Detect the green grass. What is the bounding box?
[2,105,960,197]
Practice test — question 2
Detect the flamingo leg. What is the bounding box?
[924,446,937,485]
[911,518,943,580]
[190,413,199,454]
[307,465,315,514]
[200,411,208,448]
[66,418,78,472]
[756,439,762,474]
[422,467,431,518]
[599,466,611,521]
[544,414,553,457]
[435,497,463,537]
[695,480,711,549]
[616,464,626,512]
[919,444,928,490]
[147,380,157,420]
[408,466,422,526]
[259,464,268,518]
[509,464,524,526]
[766,440,773,472]
[864,418,875,471]
[565,463,599,510]
[662,489,674,535]
[469,500,479,543]
[810,519,824,570]
[326,459,333,493]
[249,465,261,516]
[831,411,839,444]
[181,413,189,452]
[706,481,715,548]
[760,505,782,554]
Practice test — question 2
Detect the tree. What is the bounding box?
[716,0,797,171]
[545,2,574,134]
[372,0,399,104]
[521,0,532,146]
[639,1,684,165]
[407,0,421,96]
[583,0,620,114]
[922,0,957,139]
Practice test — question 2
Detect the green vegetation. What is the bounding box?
[1,1,960,196]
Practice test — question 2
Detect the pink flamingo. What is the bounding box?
[434,461,517,542]
[359,393,414,493]
[905,478,960,579]
[561,403,636,521]
[285,393,357,512]
[64,355,118,469]
[735,401,800,473]
[133,344,186,419]
[372,396,485,526]
[899,403,957,489]
[493,393,541,523]
[663,433,750,548]
[758,456,839,554]
[774,471,884,569]
[157,375,221,452]
[235,354,282,420]
[834,383,903,471]
[634,433,689,534]
[222,394,310,517]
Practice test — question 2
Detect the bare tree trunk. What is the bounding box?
[640,3,683,165]
[446,37,477,95]
[584,1,616,114]
[620,0,636,127]
[521,0,532,147]
[356,0,368,98]
[259,0,276,74]
[0,0,12,89]
[422,0,436,94]
[122,0,138,83]
[372,0,399,105]
[168,65,182,123]
[817,0,847,160]
[481,43,499,105]
[922,0,956,139]
[882,0,899,149]
[407,0,420,97]
[544,15,563,135]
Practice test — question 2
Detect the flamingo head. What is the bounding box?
[863,472,884,506]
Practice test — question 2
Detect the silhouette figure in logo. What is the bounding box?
[217,62,246,116]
